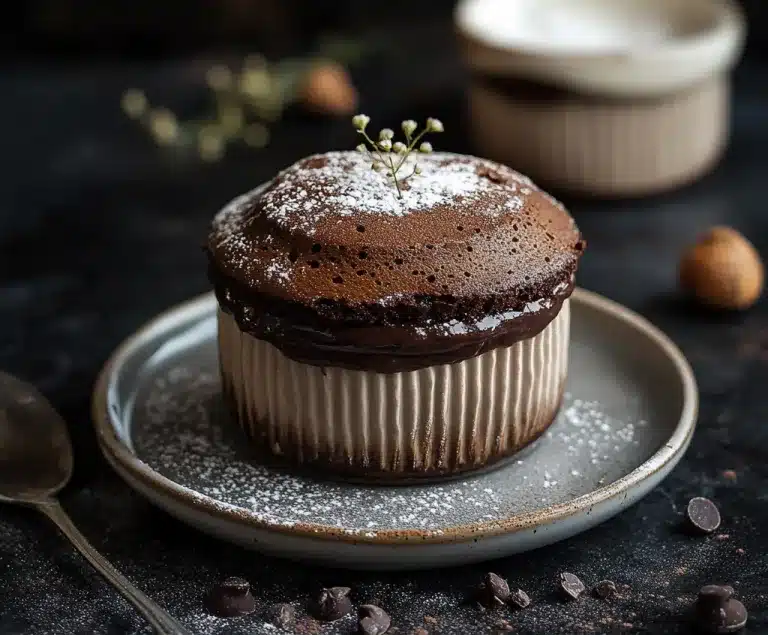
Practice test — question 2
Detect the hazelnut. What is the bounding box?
[680,226,764,310]
[300,61,358,116]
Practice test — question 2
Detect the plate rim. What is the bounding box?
[92,288,698,546]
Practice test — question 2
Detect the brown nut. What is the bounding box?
[300,61,358,116]
[680,226,764,310]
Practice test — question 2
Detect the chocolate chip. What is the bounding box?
[686,497,721,534]
[267,603,296,630]
[593,580,618,600]
[559,572,585,600]
[508,588,531,609]
[310,586,353,621]
[477,572,510,607]
[205,577,256,617]
[358,604,391,635]
[695,585,747,633]
[699,585,734,606]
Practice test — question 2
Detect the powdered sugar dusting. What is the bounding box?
[127,347,663,536]
[216,151,528,238]
[210,185,266,248]
[206,151,580,301]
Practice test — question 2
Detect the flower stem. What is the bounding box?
[388,155,402,198]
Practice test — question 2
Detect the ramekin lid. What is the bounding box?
[456,0,746,98]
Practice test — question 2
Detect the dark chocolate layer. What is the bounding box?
[211,264,574,372]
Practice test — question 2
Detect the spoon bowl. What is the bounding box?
[0,371,73,503]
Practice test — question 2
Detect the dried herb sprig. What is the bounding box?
[352,114,444,198]
[120,36,366,163]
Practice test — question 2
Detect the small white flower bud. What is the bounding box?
[419,142,433,153]
[371,162,382,171]
[401,120,417,136]
[392,141,407,154]
[426,118,444,133]
[414,165,423,175]
[378,139,392,152]
[356,143,367,153]
[352,114,370,131]
[379,128,394,141]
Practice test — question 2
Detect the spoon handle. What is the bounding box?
[37,500,192,635]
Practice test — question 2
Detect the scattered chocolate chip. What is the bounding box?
[310,587,353,621]
[493,618,514,632]
[423,616,438,625]
[559,572,585,600]
[205,577,256,617]
[699,585,735,605]
[267,603,296,630]
[695,585,747,633]
[358,604,391,635]
[509,588,531,609]
[593,580,618,600]
[477,572,510,607]
[686,497,722,534]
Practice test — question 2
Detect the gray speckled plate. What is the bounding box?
[92,289,697,570]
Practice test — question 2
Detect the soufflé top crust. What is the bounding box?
[207,151,585,372]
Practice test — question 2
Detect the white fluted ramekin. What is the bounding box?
[218,301,570,479]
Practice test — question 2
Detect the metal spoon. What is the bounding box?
[0,371,191,634]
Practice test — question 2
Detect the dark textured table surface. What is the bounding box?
[1,29,767,635]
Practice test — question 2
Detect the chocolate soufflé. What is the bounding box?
[207,150,584,479]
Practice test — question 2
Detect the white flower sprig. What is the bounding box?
[353,114,444,198]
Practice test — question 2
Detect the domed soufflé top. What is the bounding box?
[207,151,585,372]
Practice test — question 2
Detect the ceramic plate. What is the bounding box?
[92,289,697,570]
